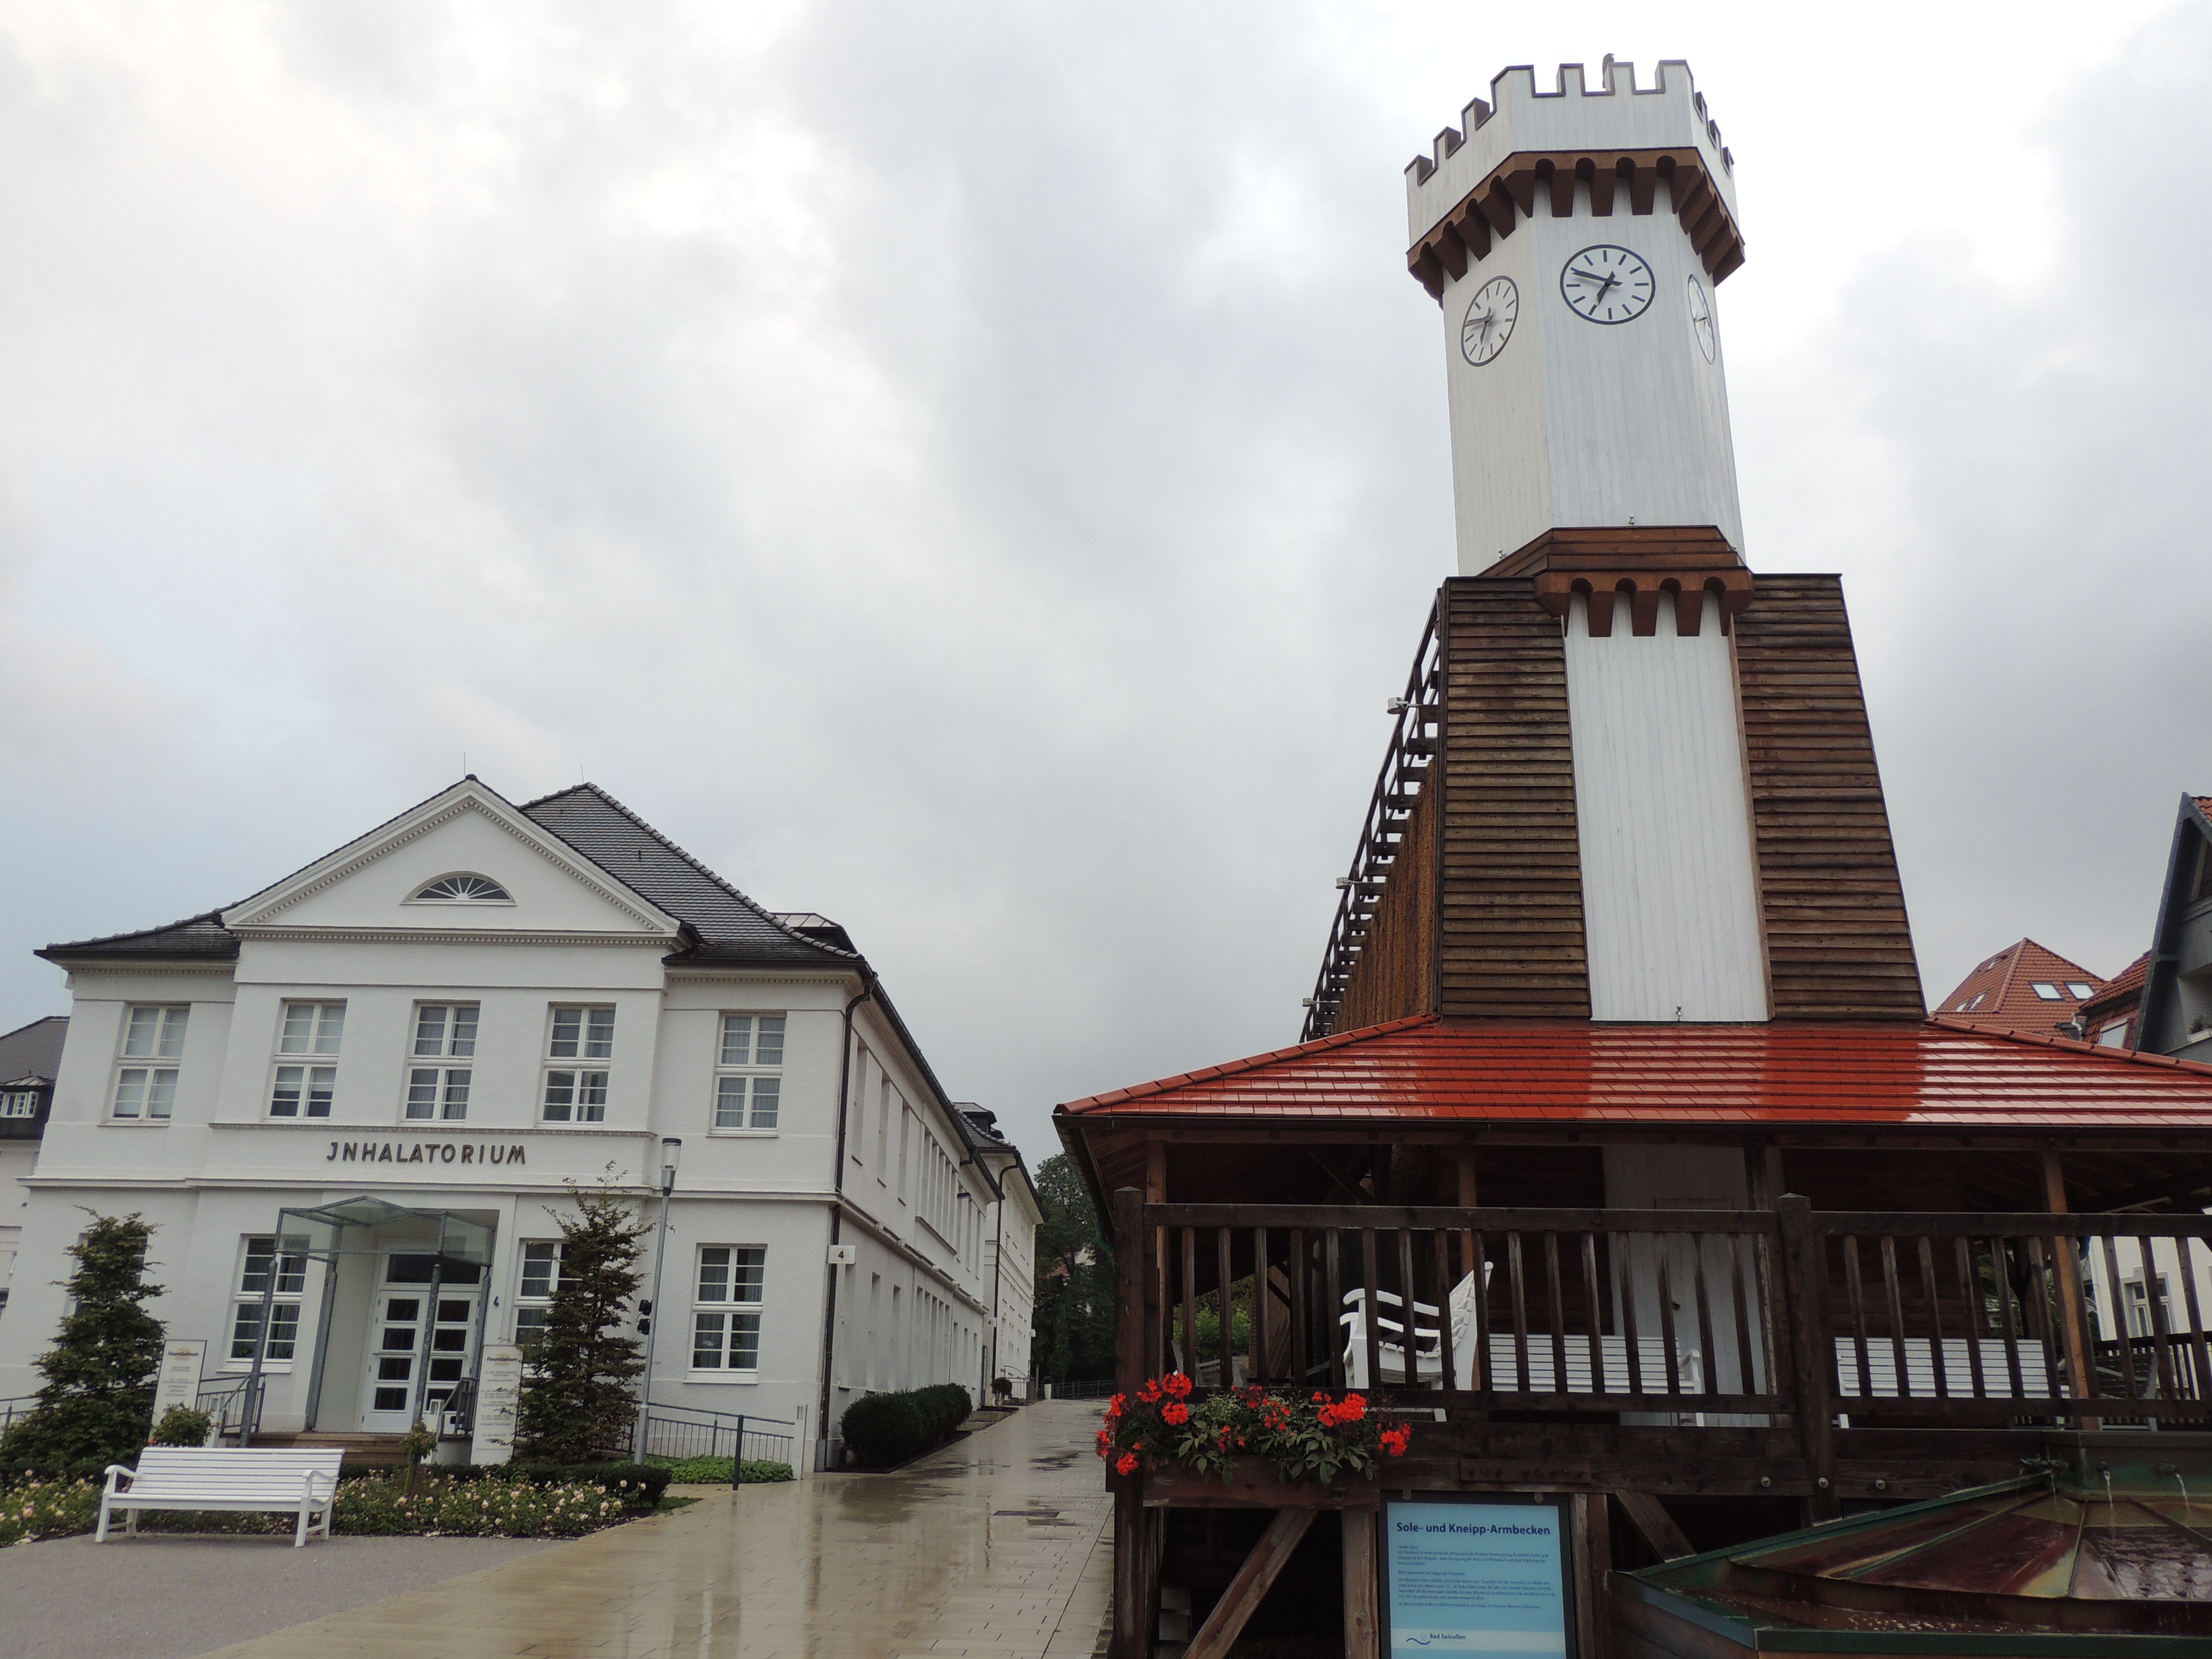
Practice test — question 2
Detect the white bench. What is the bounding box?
[98,1447,344,1547]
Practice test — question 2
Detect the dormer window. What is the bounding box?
[410,874,512,904]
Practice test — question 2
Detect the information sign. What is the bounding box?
[1379,1496,1574,1659]
[470,1343,524,1466]
[152,1338,208,1426]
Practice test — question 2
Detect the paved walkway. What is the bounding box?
[0,1534,559,1659]
[197,1399,1113,1659]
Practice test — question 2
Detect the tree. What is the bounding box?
[513,1181,652,1463]
[1031,1155,1117,1388]
[0,1213,165,1467]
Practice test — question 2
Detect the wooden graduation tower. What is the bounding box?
[1060,57,2212,1659]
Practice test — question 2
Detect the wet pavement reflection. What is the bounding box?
[199,1402,1112,1659]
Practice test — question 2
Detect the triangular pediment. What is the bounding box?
[222,780,682,941]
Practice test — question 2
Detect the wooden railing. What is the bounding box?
[1110,1192,2212,1432]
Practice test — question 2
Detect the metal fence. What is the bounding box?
[634,1401,796,1466]
[196,1375,263,1443]
[0,1394,34,1439]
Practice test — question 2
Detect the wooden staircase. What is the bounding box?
[240,1431,409,1468]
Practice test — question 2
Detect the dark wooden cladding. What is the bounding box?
[1734,576,1925,1020]
[1334,780,1437,1031]
[1436,578,1589,1019]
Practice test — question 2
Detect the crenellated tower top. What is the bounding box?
[1407,57,1749,573]
[1405,59,1743,302]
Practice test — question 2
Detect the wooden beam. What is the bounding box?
[1184,1507,1317,1659]
[1343,1507,1379,1659]
[2042,1151,2101,1428]
[1611,1490,1693,1561]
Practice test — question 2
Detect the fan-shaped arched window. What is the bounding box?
[409,874,513,904]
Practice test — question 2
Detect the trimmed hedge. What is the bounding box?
[839,1383,971,1468]
[649,1455,795,1483]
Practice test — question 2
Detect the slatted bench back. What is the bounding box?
[123,1447,344,1505]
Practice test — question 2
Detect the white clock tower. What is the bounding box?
[1406,59,1746,573]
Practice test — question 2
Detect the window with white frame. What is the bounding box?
[269,1001,345,1118]
[0,1089,38,1118]
[542,1006,613,1123]
[112,1005,188,1119]
[406,1004,477,1120]
[713,1012,785,1131]
[691,1245,765,1372]
[513,1240,569,1346]
[229,1235,308,1363]
[2099,1021,2132,1048]
[2124,1272,2175,1337]
[2031,982,2065,1001]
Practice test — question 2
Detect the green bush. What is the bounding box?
[0,1469,667,1547]
[648,1455,795,1484]
[0,1478,100,1545]
[149,1406,213,1447]
[839,1383,972,1467]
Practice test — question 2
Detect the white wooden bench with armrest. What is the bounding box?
[97,1447,345,1547]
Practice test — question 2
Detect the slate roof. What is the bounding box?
[0,1015,67,1084]
[38,780,857,972]
[1055,1012,2212,1131]
[36,910,240,963]
[1931,938,2104,1038]
[517,785,855,967]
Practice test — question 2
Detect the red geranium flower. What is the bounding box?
[1106,1393,1126,1419]
[1162,1402,1190,1425]
[1379,1426,1410,1457]
[1138,1381,1162,1404]
[1164,1372,1193,1400]
[1115,1452,1139,1476]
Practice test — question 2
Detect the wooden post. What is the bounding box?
[2042,1151,2100,1429]
[1110,1188,1152,1659]
[1342,1506,1379,1659]
[1773,1195,1839,1521]
[1457,1146,1481,1391]
[1147,1141,1169,1380]
[1570,1494,1612,1659]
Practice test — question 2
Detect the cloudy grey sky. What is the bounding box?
[3,1,2208,1168]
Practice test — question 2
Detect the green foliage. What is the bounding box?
[514,1180,652,1464]
[647,1455,795,1483]
[148,1405,212,1447]
[0,1478,101,1546]
[838,1382,972,1467]
[1031,1154,1117,1388]
[0,1465,670,1547]
[0,1214,165,1467]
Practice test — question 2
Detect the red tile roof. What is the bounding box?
[1931,938,2104,1038]
[1057,1014,2212,1130]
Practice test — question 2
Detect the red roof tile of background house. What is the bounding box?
[1056,1013,2212,1130]
[1931,938,2105,1038]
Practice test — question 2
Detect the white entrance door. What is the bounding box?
[361,1266,481,1432]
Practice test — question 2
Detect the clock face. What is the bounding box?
[1459,276,1518,367]
[1687,275,1717,362]
[1560,245,1654,325]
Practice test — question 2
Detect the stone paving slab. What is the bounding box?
[0,1532,559,1659]
[190,1401,1113,1659]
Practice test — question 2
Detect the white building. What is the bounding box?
[0,777,1035,1467]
